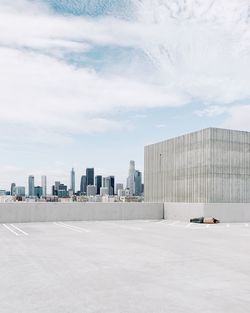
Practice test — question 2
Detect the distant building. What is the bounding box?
[41,176,47,197]
[70,168,75,194]
[11,183,16,196]
[100,187,109,196]
[86,168,94,186]
[118,189,126,197]
[58,184,68,198]
[15,186,25,197]
[34,186,43,198]
[87,185,97,196]
[103,176,114,195]
[80,175,87,194]
[95,175,102,195]
[28,175,35,197]
[116,183,124,195]
[134,170,142,196]
[127,161,135,195]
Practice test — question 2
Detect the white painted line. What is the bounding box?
[54,222,83,233]
[245,223,249,227]
[3,224,19,236]
[185,223,192,228]
[226,224,230,228]
[206,224,210,228]
[10,224,29,236]
[59,222,90,233]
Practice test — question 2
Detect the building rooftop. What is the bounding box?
[1,220,249,313]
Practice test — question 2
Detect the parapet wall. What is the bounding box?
[0,202,164,223]
[164,202,250,222]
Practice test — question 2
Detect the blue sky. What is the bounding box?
[0,0,250,191]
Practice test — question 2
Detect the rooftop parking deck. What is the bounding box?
[1,220,250,313]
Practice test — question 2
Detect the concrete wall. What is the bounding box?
[0,202,163,223]
[145,128,250,203]
[164,202,250,222]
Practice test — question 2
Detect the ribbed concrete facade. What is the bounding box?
[144,128,250,203]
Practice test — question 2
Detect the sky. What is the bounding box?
[1,0,250,191]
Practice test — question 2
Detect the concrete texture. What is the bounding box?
[0,202,163,223]
[1,220,250,313]
[145,128,250,203]
[164,202,250,222]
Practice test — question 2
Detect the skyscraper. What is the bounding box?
[134,170,142,196]
[11,183,16,196]
[127,160,135,195]
[70,168,75,194]
[95,175,102,195]
[80,175,87,194]
[110,176,115,196]
[28,175,35,197]
[34,186,43,198]
[103,176,115,195]
[41,175,47,197]
[86,168,94,186]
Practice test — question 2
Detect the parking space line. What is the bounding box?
[58,222,90,233]
[3,224,19,236]
[54,222,83,233]
[10,224,29,236]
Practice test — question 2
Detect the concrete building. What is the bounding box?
[144,128,250,221]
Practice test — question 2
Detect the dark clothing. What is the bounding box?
[190,217,204,223]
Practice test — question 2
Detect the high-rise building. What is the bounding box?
[116,183,124,195]
[34,186,43,198]
[127,160,135,195]
[103,176,114,195]
[134,170,142,196]
[52,181,60,196]
[70,168,75,194]
[110,176,115,196]
[100,187,109,196]
[28,175,35,197]
[80,175,87,194]
[11,183,16,196]
[15,186,25,197]
[95,175,102,195]
[41,176,47,197]
[87,185,97,196]
[86,168,94,186]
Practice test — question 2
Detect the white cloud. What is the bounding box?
[221,105,250,131]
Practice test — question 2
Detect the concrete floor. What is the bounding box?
[0,220,250,313]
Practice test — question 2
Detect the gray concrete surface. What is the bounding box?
[145,128,250,203]
[0,202,163,223]
[1,220,250,313]
[164,202,250,222]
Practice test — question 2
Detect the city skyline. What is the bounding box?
[1,160,143,196]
